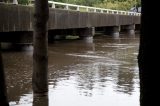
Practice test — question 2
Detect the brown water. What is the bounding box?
[2,34,140,106]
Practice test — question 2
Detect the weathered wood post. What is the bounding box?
[32,0,49,96]
[0,43,9,106]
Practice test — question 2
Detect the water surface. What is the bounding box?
[2,34,140,106]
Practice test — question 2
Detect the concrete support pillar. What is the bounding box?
[78,27,95,43]
[0,32,33,43]
[105,26,120,38]
[1,43,33,51]
[53,35,66,40]
[48,35,66,43]
[48,29,75,42]
[122,24,135,36]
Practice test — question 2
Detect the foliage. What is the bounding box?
[2,0,141,11]
[51,0,141,10]
[51,0,105,6]
[1,0,30,4]
[94,0,130,10]
[94,0,141,10]
[18,0,29,5]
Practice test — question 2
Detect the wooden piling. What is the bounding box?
[32,0,49,96]
[0,43,9,106]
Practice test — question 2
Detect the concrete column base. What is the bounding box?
[78,27,95,43]
[121,24,135,36]
[1,43,33,51]
[53,35,66,40]
[127,29,135,36]
[112,32,120,38]
[104,26,120,38]
[79,36,93,43]
[0,31,33,43]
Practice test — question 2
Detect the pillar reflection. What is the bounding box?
[33,95,48,106]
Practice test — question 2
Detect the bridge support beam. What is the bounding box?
[104,26,120,38]
[78,27,95,43]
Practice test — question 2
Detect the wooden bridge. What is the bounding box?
[0,1,141,43]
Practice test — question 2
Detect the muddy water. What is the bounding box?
[2,34,140,106]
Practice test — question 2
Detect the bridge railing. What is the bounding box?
[3,0,140,16]
[48,1,141,16]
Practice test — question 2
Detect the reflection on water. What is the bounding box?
[33,96,48,106]
[2,34,139,106]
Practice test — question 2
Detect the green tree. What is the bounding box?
[0,0,28,4]
[94,0,141,10]
[18,0,29,5]
[51,0,140,10]
[50,0,104,6]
